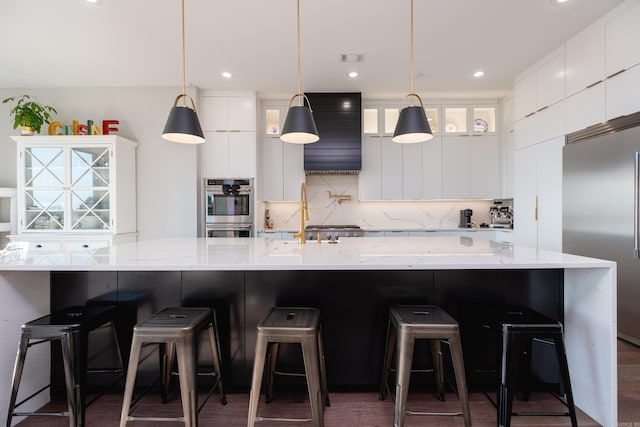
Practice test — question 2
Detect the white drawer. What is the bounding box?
[28,241,61,252]
[65,240,109,251]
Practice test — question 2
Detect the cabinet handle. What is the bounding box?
[525,112,536,118]
[535,196,539,222]
[585,80,603,89]
[82,244,89,248]
[607,69,626,79]
[215,130,227,132]
[634,152,639,259]
[536,106,548,112]
[229,129,241,132]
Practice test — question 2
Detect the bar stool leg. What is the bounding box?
[498,330,521,427]
[553,335,578,427]
[394,329,415,427]
[160,342,176,403]
[206,321,227,404]
[301,334,323,427]
[379,320,396,401]
[430,339,446,401]
[247,334,269,427]
[119,336,143,427]
[265,342,279,403]
[448,333,472,427]
[60,330,81,427]
[6,333,30,427]
[317,326,330,407]
[175,335,198,427]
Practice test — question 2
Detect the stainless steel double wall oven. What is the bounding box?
[204,178,254,238]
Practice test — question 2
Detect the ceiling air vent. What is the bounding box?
[340,53,365,63]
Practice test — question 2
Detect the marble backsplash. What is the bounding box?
[261,175,497,231]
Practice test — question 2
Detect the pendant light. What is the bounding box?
[162,0,205,144]
[280,0,319,144]
[392,0,433,144]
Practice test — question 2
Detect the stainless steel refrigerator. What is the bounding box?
[563,112,640,346]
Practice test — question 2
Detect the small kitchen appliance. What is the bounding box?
[489,201,513,229]
[459,209,473,228]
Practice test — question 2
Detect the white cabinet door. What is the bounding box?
[565,22,605,97]
[202,131,229,177]
[605,1,640,77]
[201,97,228,131]
[514,114,538,150]
[566,82,606,133]
[442,136,471,199]
[513,146,538,249]
[514,73,537,121]
[470,135,500,199]
[359,135,382,200]
[402,143,422,200]
[513,137,563,251]
[381,136,403,200]
[536,52,565,110]
[422,137,442,199]
[535,101,565,143]
[261,137,283,201]
[606,64,640,121]
[228,132,256,178]
[228,97,256,131]
[282,143,304,201]
[536,138,563,252]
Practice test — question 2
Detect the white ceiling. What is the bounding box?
[0,0,627,99]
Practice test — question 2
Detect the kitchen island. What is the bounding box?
[0,236,616,426]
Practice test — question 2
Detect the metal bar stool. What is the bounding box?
[247,307,329,427]
[380,305,472,427]
[119,307,226,427]
[6,305,123,427]
[489,306,578,427]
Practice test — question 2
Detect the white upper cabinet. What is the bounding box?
[442,136,471,199]
[565,22,605,97]
[201,92,257,178]
[535,52,565,110]
[605,0,640,78]
[444,106,497,135]
[514,72,537,121]
[422,137,442,200]
[606,63,640,121]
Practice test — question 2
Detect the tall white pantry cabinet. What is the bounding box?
[10,135,137,251]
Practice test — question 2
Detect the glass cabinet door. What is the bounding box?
[23,147,65,230]
[69,146,111,231]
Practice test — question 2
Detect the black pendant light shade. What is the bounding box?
[392,104,433,143]
[281,102,319,144]
[162,94,205,144]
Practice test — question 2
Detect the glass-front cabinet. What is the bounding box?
[11,135,137,247]
[444,105,497,134]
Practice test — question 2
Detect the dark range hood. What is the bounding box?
[304,92,362,175]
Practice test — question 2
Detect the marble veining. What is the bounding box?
[0,236,613,271]
[263,175,495,231]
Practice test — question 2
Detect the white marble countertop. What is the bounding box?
[0,236,613,271]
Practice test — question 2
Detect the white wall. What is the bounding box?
[0,87,199,240]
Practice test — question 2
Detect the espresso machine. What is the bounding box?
[459,209,473,228]
[489,200,513,228]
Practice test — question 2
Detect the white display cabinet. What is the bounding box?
[10,135,137,249]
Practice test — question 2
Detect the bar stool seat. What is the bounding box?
[247,307,329,427]
[488,306,578,427]
[380,305,472,427]
[6,305,123,427]
[119,307,226,427]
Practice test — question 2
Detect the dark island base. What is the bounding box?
[49,269,563,394]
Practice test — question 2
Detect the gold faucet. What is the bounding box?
[292,181,309,244]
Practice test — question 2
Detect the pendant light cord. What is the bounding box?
[181,0,187,105]
[409,0,415,97]
[296,0,302,105]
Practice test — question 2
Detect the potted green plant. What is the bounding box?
[2,95,57,135]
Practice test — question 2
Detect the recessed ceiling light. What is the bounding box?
[347,71,359,78]
[473,70,485,78]
[221,72,232,79]
[84,0,102,4]
[555,0,569,3]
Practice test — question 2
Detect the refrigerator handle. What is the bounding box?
[635,152,640,259]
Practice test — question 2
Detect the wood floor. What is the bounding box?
[15,339,640,427]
